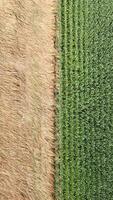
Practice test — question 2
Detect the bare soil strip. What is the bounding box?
[0,1,56,199]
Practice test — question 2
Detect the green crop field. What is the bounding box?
[56,1,113,199]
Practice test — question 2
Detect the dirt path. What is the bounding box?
[0,1,56,199]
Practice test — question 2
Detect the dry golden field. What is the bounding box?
[0,1,56,199]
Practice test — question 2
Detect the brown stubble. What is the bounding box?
[0,0,56,200]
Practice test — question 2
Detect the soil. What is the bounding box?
[0,0,56,200]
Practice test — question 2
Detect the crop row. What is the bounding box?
[56,1,113,200]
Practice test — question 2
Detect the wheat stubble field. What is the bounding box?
[0,0,113,200]
[0,0,56,200]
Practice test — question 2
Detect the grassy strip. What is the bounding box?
[56,0,113,200]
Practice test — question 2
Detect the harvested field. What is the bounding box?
[56,1,113,200]
[0,0,56,200]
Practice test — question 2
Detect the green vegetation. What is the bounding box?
[56,1,113,199]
